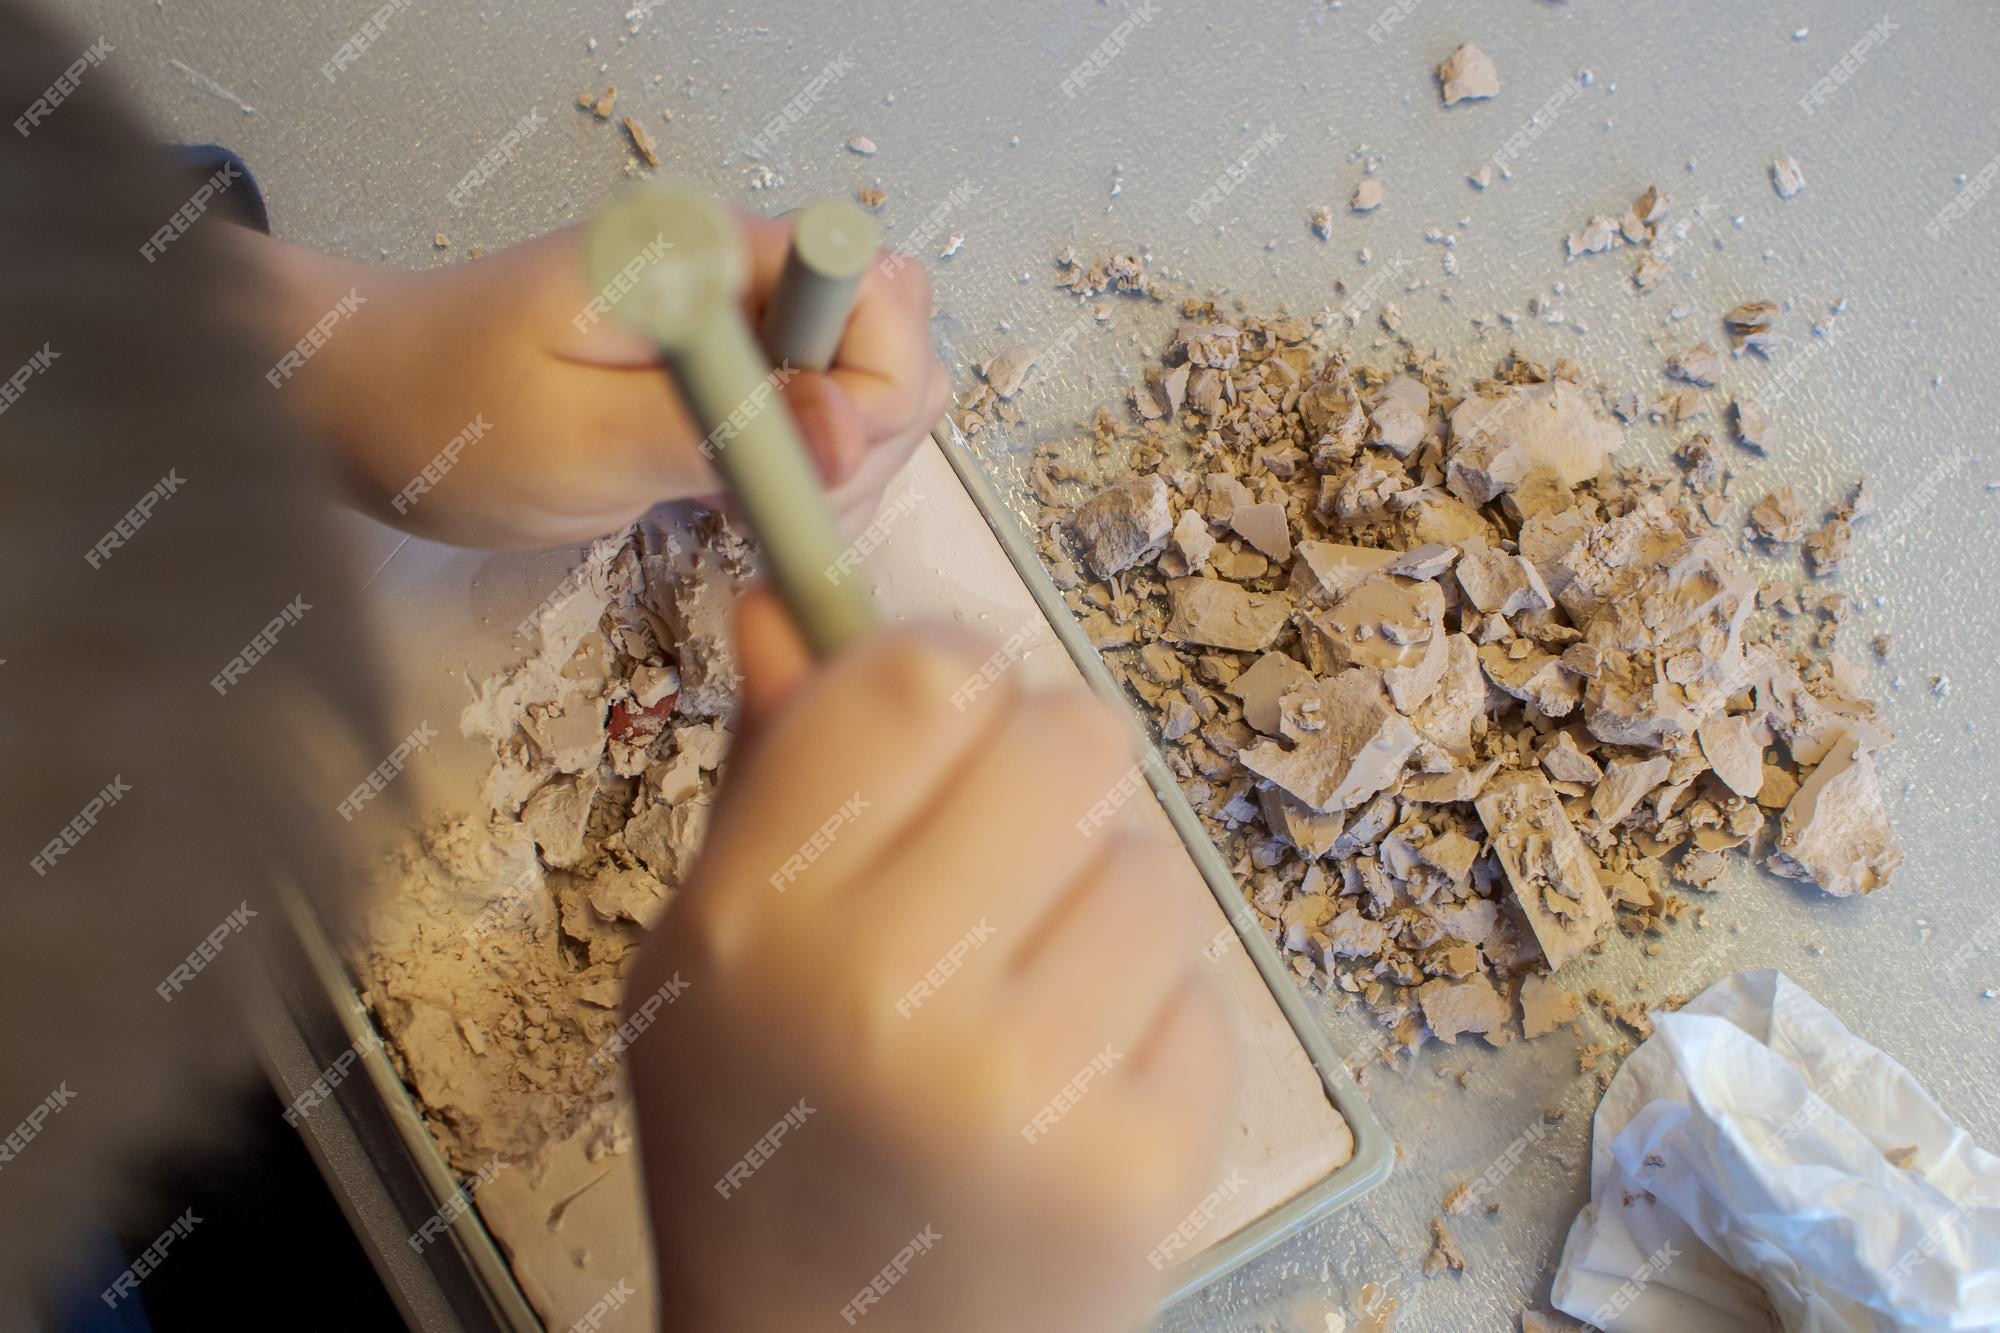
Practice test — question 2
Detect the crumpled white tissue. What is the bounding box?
[1551,969,2000,1332]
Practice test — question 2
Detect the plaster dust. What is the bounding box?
[359,441,1359,1333]
[358,519,748,1331]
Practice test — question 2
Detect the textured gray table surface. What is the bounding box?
[57,0,2000,1327]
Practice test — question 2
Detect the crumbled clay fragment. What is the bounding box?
[1805,517,1851,577]
[1420,975,1509,1047]
[1567,216,1622,257]
[1666,343,1722,387]
[520,774,596,868]
[1772,156,1806,198]
[589,85,617,119]
[1171,509,1215,574]
[1731,397,1775,452]
[1769,732,1901,897]
[1724,300,1780,356]
[1633,253,1669,292]
[1239,669,1417,813]
[1750,485,1809,543]
[1300,574,1448,713]
[623,114,659,167]
[1164,576,1294,652]
[1476,772,1613,971]
[1292,541,1400,605]
[1071,475,1172,578]
[1698,714,1766,798]
[1311,205,1334,240]
[1437,42,1501,105]
[845,134,877,155]
[857,186,886,210]
[1228,651,1315,734]
[1521,974,1582,1038]
[1352,179,1384,212]
[979,347,1039,400]
[1423,1216,1468,1276]
[1230,501,1292,561]
[1591,755,1673,826]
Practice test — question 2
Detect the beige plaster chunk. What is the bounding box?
[647,750,704,806]
[1419,975,1509,1045]
[583,862,668,928]
[1171,508,1216,573]
[1229,501,1293,561]
[1750,485,1809,543]
[521,694,609,776]
[1291,540,1399,605]
[1450,380,1622,494]
[1210,543,1270,582]
[1370,375,1431,457]
[1258,786,1346,858]
[1520,974,1583,1038]
[1698,715,1766,798]
[1731,397,1775,453]
[1479,643,1581,719]
[1389,543,1458,580]
[977,346,1038,399]
[1518,508,1595,602]
[1239,669,1418,813]
[1666,343,1723,387]
[1413,634,1486,758]
[621,799,708,886]
[1805,516,1851,577]
[1324,908,1391,957]
[1437,898,1499,946]
[1768,732,1901,897]
[1475,771,1613,971]
[1165,576,1293,651]
[1437,42,1500,105]
[1419,830,1482,880]
[1072,475,1172,578]
[1591,754,1673,826]
[1228,650,1315,734]
[519,774,596,869]
[1539,732,1602,784]
[1351,179,1384,212]
[1456,547,1554,616]
[676,721,729,770]
[629,664,679,711]
[1300,574,1448,713]
[1772,155,1806,198]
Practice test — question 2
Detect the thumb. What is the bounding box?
[731,582,815,741]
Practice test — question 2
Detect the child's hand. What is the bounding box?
[237,212,947,549]
[620,588,1232,1332]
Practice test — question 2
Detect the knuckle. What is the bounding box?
[852,627,995,721]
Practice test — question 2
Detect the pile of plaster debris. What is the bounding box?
[1030,298,1900,1059]
[358,518,743,1177]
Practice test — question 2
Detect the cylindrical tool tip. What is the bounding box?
[791,197,877,281]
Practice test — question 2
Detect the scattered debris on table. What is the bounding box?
[1771,155,1806,198]
[623,114,659,168]
[1026,300,1899,1058]
[1437,43,1501,106]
